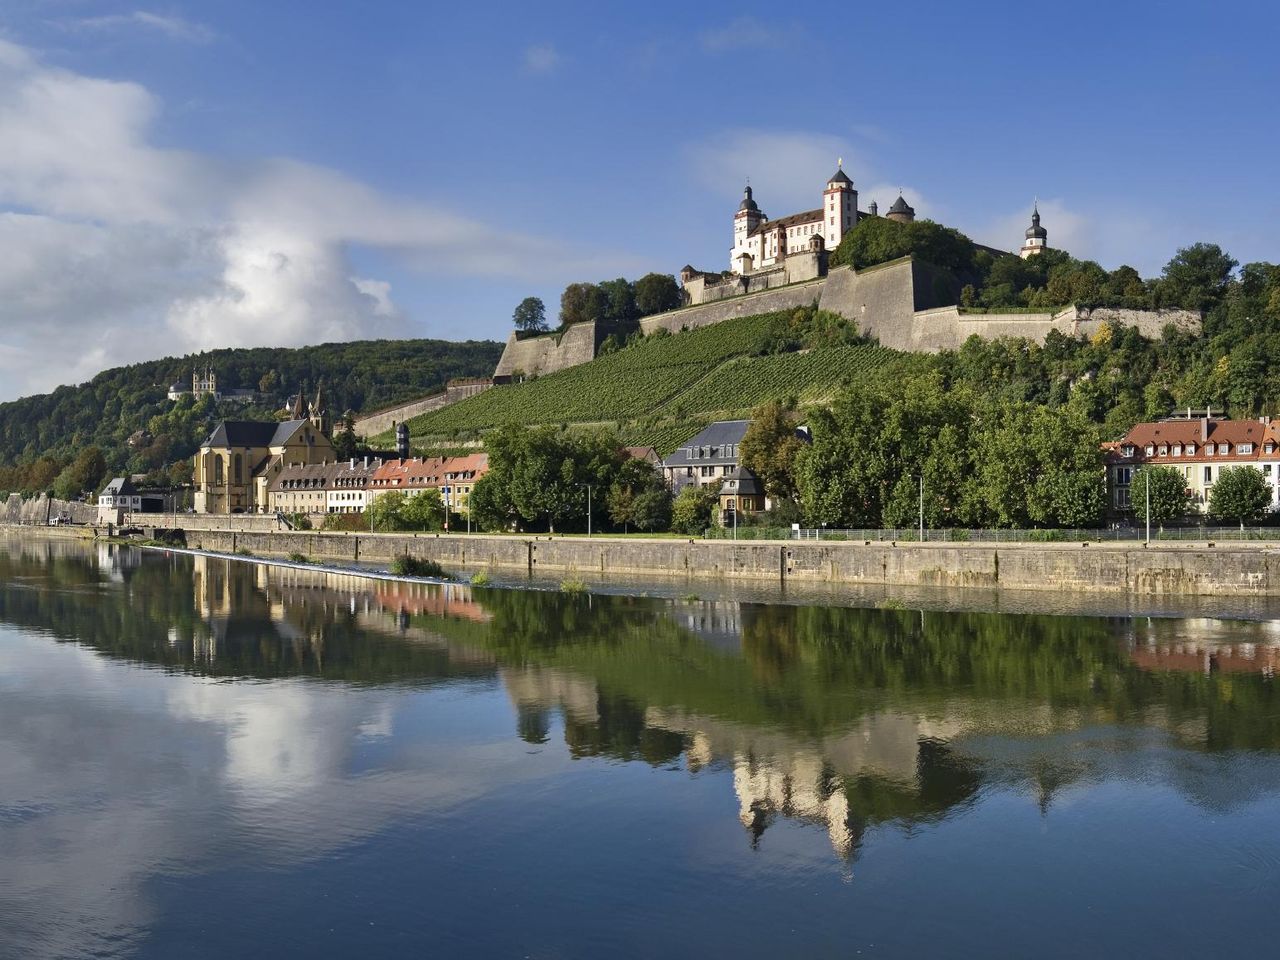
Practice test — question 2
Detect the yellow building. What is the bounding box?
[194,419,335,514]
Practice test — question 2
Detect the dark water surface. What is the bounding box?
[4,537,1280,958]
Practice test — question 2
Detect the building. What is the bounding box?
[731,165,861,274]
[1106,412,1280,514]
[1020,203,1048,258]
[719,466,765,523]
[364,454,491,517]
[168,366,255,404]
[97,476,168,524]
[660,420,751,494]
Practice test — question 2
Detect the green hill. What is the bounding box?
[0,338,502,489]
[391,310,904,454]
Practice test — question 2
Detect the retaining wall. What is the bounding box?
[640,279,826,336]
[493,322,598,379]
[177,530,1280,598]
[2,494,96,525]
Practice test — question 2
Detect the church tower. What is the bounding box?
[732,185,764,273]
[823,162,858,251]
[308,382,331,437]
[1020,203,1048,258]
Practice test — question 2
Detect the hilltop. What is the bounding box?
[0,338,502,491]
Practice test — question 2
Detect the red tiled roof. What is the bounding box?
[1106,418,1279,465]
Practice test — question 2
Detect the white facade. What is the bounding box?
[730,166,859,274]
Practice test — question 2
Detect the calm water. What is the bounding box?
[4,538,1280,958]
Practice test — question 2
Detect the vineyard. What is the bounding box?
[388,309,902,455]
[659,344,899,416]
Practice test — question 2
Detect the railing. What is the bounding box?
[705,526,1280,543]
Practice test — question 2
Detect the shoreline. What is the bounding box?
[11,525,1280,620]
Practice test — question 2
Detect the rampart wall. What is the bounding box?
[180,530,1280,598]
[493,321,598,379]
[639,279,825,336]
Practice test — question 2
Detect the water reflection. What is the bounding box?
[6,536,1280,957]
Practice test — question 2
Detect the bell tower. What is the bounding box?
[1020,202,1048,258]
[731,184,765,273]
[823,160,857,251]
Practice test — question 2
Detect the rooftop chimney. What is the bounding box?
[350,457,355,469]
[1202,407,1209,443]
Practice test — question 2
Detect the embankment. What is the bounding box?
[179,530,1280,598]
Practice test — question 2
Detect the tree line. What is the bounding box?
[511,273,683,342]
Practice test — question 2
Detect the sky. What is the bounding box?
[0,0,1277,402]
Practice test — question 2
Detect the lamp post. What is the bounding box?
[582,484,594,536]
[918,473,924,543]
[1145,469,1151,546]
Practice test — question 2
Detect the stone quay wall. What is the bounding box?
[179,530,1280,598]
[2,494,96,525]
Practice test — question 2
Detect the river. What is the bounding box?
[3,534,1280,958]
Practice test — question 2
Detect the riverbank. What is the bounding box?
[163,526,1280,598]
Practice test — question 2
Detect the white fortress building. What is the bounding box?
[729,162,921,274]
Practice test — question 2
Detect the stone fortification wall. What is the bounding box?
[684,251,824,305]
[816,260,920,349]
[493,321,598,379]
[181,530,1280,598]
[353,378,499,436]
[2,494,96,525]
[1079,306,1201,338]
[640,279,825,336]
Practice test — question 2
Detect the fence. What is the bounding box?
[704,525,1280,543]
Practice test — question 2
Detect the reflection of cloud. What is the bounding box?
[0,628,564,960]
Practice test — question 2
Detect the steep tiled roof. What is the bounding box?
[1108,418,1279,465]
[201,419,307,449]
[749,209,822,238]
[663,420,750,467]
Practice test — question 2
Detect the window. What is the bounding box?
[1267,443,1276,455]
[1145,444,1154,456]
[829,217,835,225]
[1186,444,1196,455]
[1158,445,1168,456]
[1239,443,1254,454]
[1219,443,1229,455]
[1172,445,1181,457]
[1116,467,1132,484]
[1205,465,1213,483]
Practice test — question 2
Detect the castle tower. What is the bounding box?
[868,199,878,217]
[1020,202,1048,258]
[886,193,915,223]
[823,161,858,251]
[731,185,765,273]
[395,422,410,459]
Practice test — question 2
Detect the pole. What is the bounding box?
[919,474,924,542]
[733,500,737,541]
[587,485,592,537]
[1145,470,1150,546]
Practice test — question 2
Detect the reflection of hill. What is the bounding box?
[13,537,1280,864]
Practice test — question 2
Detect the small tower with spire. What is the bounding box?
[308,382,331,437]
[885,192,915,223]
[732,183,765,272]
[823,159,857,251]
[1020,202,1048,258]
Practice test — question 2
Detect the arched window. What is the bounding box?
[214,456,224,485]
[234,454,243,483]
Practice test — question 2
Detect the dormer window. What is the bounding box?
[1186,443,1196,455]
[1145,444,1154,456]
[1219,443,1229,455]
[1122,445,1135,457]
[1172,445,1182,456]
[1239,443,1254,455]
[1158,445,1168,456]
[1267,443,1276,455]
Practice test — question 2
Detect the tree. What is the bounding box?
[1208,465,1272,527]
[740,402,804,502]
[560,283,606,327]
[671,484,720,534]
[513,296,548,335]
[608,457,671,532]
[333,411,360,460]
[368,489,445,531]
[54,447,107,501]
[258,369,279,395]
[634,273,682,316]
[1159,243,1237,310]
[1130,465,1194,528]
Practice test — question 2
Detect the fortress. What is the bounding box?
[492,164,1200,380]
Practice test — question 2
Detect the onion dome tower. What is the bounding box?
[1020,202,1048,258]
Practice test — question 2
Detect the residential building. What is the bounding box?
[1106,412,1280,514]
[719,466,765,524]
[661,420,750,495]
[366,454,490,517]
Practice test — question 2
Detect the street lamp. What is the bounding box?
[582,483,594,536]
[918,473,924,543]
[1145,469,1151,546]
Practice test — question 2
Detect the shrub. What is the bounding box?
[390,554,449,579]
[470,570,492,586]
[287,552,311,564]
[560,576,587,594]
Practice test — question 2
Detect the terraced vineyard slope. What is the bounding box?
[392,310,905,455]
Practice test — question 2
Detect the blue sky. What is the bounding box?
[0,0,1277,400]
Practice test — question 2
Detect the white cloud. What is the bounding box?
[60,10,217,44]
[700,17,804,53]
[0,40,632,401]
[686,128,927,223]
[522,43,559,75]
